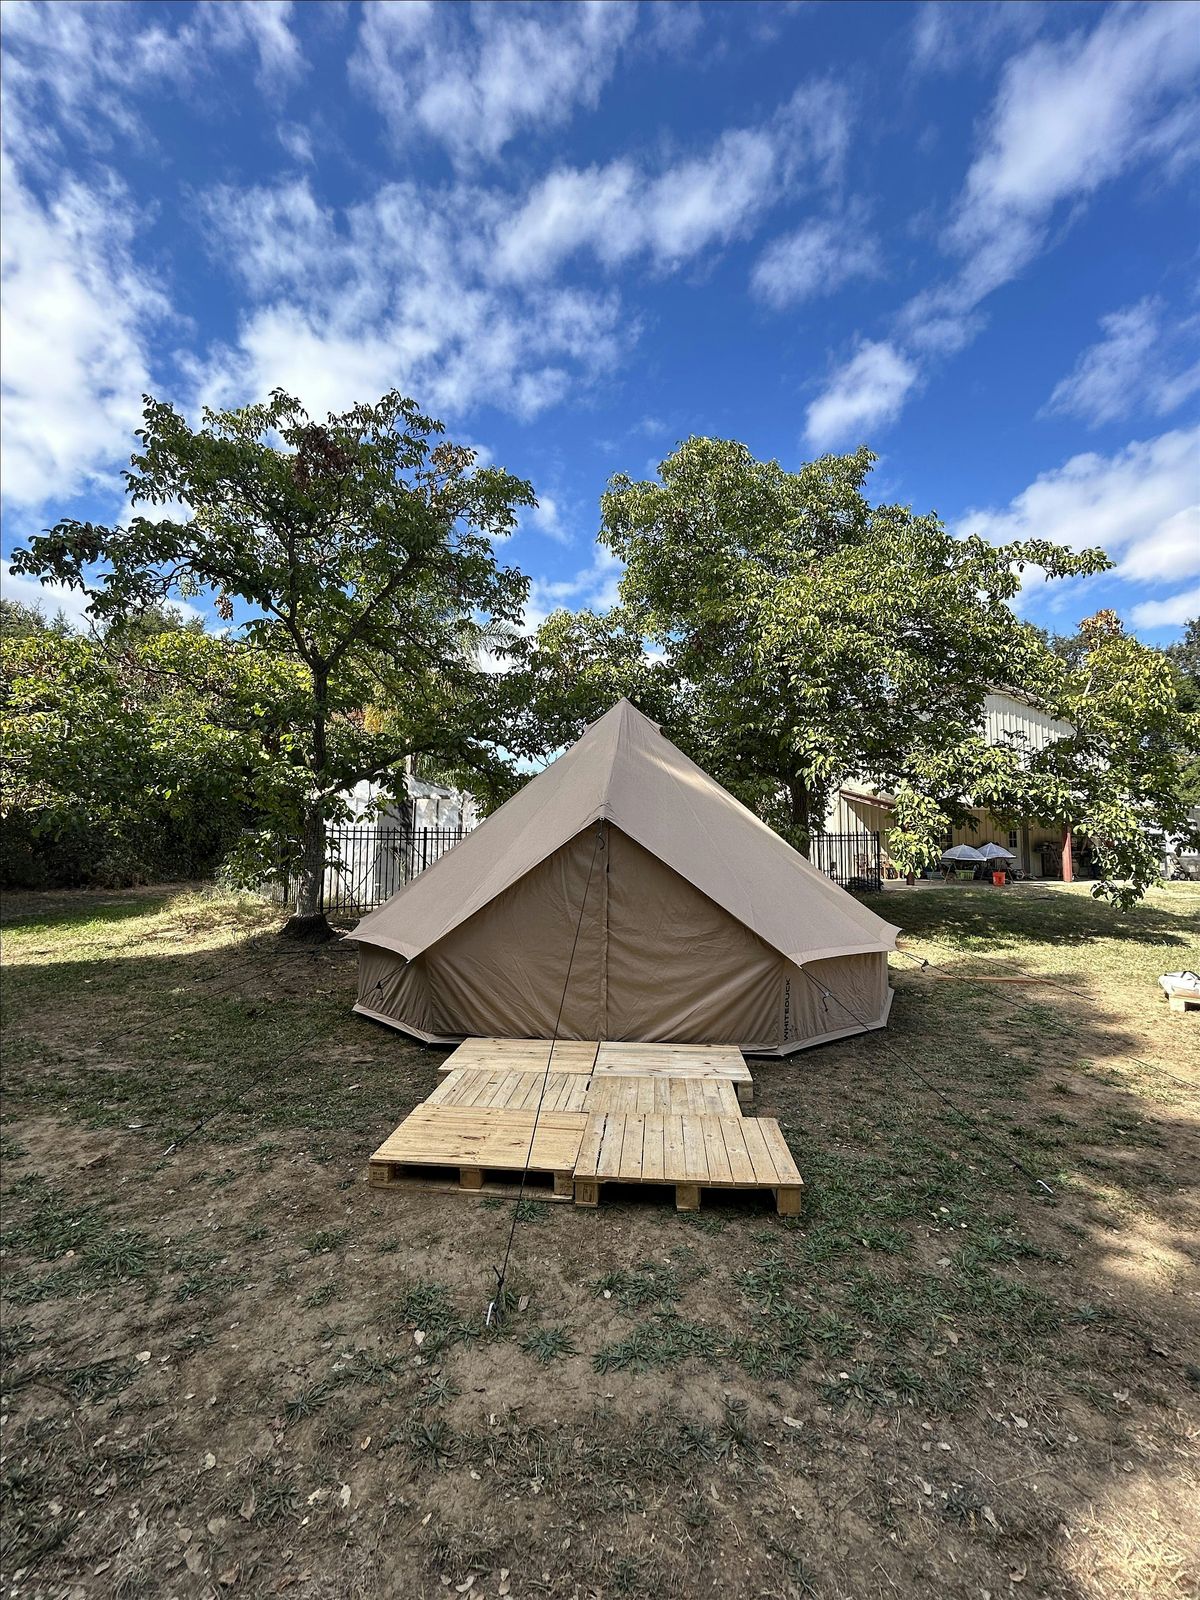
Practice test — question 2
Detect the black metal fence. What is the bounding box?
[321,824,468,916]
[808,830,882,892]
[314,822,881,917]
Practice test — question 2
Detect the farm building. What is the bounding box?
[823,690,1080,879]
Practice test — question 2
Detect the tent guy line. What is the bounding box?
[791,963,1057,1198]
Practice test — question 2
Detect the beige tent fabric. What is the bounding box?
[348,702,898,1054]
[353,825,893,1053]
[348,699,899,965]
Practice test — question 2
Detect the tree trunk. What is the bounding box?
[281,803,334,941]
[788,779,814,858]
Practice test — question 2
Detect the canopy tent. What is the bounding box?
[346,700,900,1056]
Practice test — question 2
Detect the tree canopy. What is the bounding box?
[10,390,534,934]
[524,437,1189,904]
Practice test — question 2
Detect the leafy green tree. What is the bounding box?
[1,627,260,888]
[10,391,534,937]
[501,606,682,761]
[598,440,1103,841]
[1161,616,1200,818]
[0,597,72,639]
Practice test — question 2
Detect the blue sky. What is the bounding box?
[2,0,1198,643]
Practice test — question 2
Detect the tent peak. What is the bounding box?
[581,697,662,736]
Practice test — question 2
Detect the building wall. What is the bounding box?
[822,692,1073,877]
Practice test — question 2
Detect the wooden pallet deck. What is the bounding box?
[370,1039,801,1215]
[1167,991,1200,1014]
[572,1112,802,1215]
[584,1074,742,1117]
[369,1105,587,1197]
[438,1038,599,1075]
[426,1070,591,1113]
[592,1043,754,1106]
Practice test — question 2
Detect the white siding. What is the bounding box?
[983,692,1072,755]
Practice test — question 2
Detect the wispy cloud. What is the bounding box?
[492,81,851,281]
[1130,585,1200,631]
[0,154,168,510]
[805,341,918,451]
[348,1,636,168]
[957,428,1200,587]
[1045,298,1200,427]
[904,5,1200,355]
[751,209,882,309]
[190,178,626,424]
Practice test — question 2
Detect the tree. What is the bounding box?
[0,597,72,639]
[1,627,260,888]
[10,391,534,937]
[598,440,1106,845]
[1162,616,1200,818]
[500,606,683,762]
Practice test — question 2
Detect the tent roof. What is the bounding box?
[347,699,900,965]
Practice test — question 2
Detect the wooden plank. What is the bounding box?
[700,1119,733,1185]
[720,1118,756,1185]
[642,1114,665,1181]
[680,1118,710,1184]
[439,1038,599,1075]
[596,1113,625,1181]
[663,1116,687,1182]
[618,1115,646,1181]
[371,1106,587,1175]
[574,1113,605,1179]
[740,1118,778,1185]
[758,1119,803,1187]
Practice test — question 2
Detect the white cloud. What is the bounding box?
[957,428,1200,586]
[1129,585,1200,631]
[190,178,625,424]
[751,211,881,309]
[906,5,1200,350]
[1046,298,1200,427]
[348,1,636,168]
[0,154,168,510]
[895,6,1200,391]
[1,0,306,165]
[0,559,99,630]
[526,546,624,631]
[492,81,851,281]
[521,496,573,546]
[910,2,1042,77]
[804,341,919,451]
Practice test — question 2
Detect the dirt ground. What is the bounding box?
[1,881,1197,1600]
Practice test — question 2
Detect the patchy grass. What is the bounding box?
[0,880,1197,1599]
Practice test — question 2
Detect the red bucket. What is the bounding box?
[993,870,1006,886]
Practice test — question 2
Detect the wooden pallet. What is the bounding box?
[369,1105,588,1197]
[572,1112,802,1215]
[592,1043,754,1106]
[583,1074,742,1117]
[438,1038,599,1075]
[1167,990,1200,1014]
[426,1070,590,1113]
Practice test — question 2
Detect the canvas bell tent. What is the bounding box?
[346,700,899,1055]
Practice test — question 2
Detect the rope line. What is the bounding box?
[793,964,1057,1196]
[487,820,606,1327]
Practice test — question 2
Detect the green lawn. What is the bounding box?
[1,882,1197,1599]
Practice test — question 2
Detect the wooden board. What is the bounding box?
[1168,992,1200,1014]
[369,1105,587,1195]
[426,1070,590,1113]
[438,1038,599,1076]
[583,1074,741,1117]
[572,1112,802,1215]
[592,1042,753,1105]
